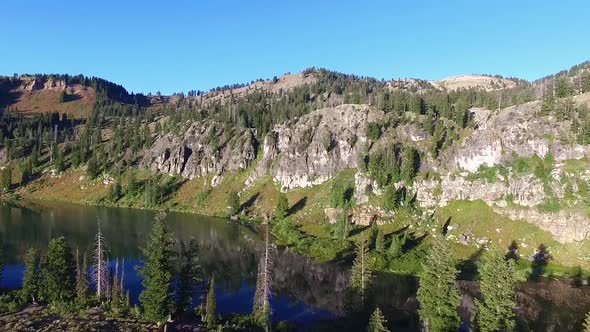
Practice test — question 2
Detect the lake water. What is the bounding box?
[1,200,590,331]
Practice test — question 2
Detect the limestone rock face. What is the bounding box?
[143,121,257,185]
[415,174,545,208]
[497,208,590,243]
[246,104,384,190]
[445,102,590,172]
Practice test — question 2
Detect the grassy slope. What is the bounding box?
[15,164,590,275]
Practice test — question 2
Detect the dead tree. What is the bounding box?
[93,218,110,300]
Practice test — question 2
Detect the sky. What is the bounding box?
[1,0,589,95]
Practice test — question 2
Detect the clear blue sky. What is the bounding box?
[2,0,589,94]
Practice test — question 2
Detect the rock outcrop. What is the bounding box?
[143,121,257,186]
[246,104,384,190]
[444,102,590,172]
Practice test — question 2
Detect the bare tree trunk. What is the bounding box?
[93,218,110,300]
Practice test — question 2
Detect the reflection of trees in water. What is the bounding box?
[3,202,590,331]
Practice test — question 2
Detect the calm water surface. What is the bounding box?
[1,201,590,331]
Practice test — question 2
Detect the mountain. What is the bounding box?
[2,61,590,271]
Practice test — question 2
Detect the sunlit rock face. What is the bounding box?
[143,120,257,186]
[444,102,590,172]
[246,104,384,190]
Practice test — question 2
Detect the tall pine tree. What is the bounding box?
[476,249,517,332]
[367,307,390,332]
[21,248,41,303]
[350,235,374,305]
[138,213,176,325]
[417,236,460,332]
[42,237,77,304]
[177,239,201,314]
[205,275,217,329]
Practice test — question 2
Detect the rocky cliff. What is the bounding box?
[142,120,257,186]
[246,104,384,190]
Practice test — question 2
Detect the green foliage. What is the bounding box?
[367,307,390,332]
[366,122,382,141]
[275,191,289,219]
[42,237,76,304]
[195,190,211,205]
[177,239,201,314]
[476,249,517,332]
[227,190,241,217]
[206,276,217,328]
[21,248,41,303]
[75,251,90,306]
[138,213,176,324]
[388,232,408,258]
[1,164,12,192]
[86,155,100,179]
[583,311,590,332]
[400,146,420,183]
[330,179,355,208]
[375,228,385,253]
[417,237,460,332]
[383,185,403,211]
[367,145,400,187]
[555,76,573,98]
[350,235,374,304]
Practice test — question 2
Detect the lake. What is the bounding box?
[1,200,590,331]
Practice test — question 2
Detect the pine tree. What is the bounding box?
[21,248,41,303]
[138,212,176,325]
[350,235,374,305]
[42,237,76,303]
[93,219,110,300]
[205,275,217,329]
[417,237,460,332]
[253,224,273,330]
[227,190,240,217]
[367,307,390,332]
[476,249,517,332]
[275,191,289,219]
[76,250,90,306]
[375,228,385,253]
[177,239,201,314]
[1,164,12,192]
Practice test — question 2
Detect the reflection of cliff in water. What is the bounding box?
[3,201,590,331]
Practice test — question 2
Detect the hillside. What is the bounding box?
[2,61,590,275]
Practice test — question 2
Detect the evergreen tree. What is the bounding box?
[400,146,419,183]
[350,235,374,305]
[383,185,401,211]
[21,248,41,303]
[367,307,390,332]
[138,213,176,325]
[42,237,77,303]
[417,237,460,332]
[227,190,240,217]
[177,239,201,314]
[205,275,217,329]
[1,164,12,192]
[476,249,517,332]
[375,228,385,253]
[86,155,99,179]
[275,191,289,219]
[54,147,65,173]
[76,250,90,306]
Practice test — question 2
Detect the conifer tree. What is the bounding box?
[253,224,273,330]
[75,249,90,306]
[367,307,390,332]
[227,190,240,217]
[476,249,517,332]
[1,164,12,192]
[375,228,385,253]
[21,248,41,303]
[350,235,374,305]
[275,191,289,219]
[205,275,217,329]
[417,236,460,332]
[138,212,176,325]
[42,237,76,303]
[177,239,201,314]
